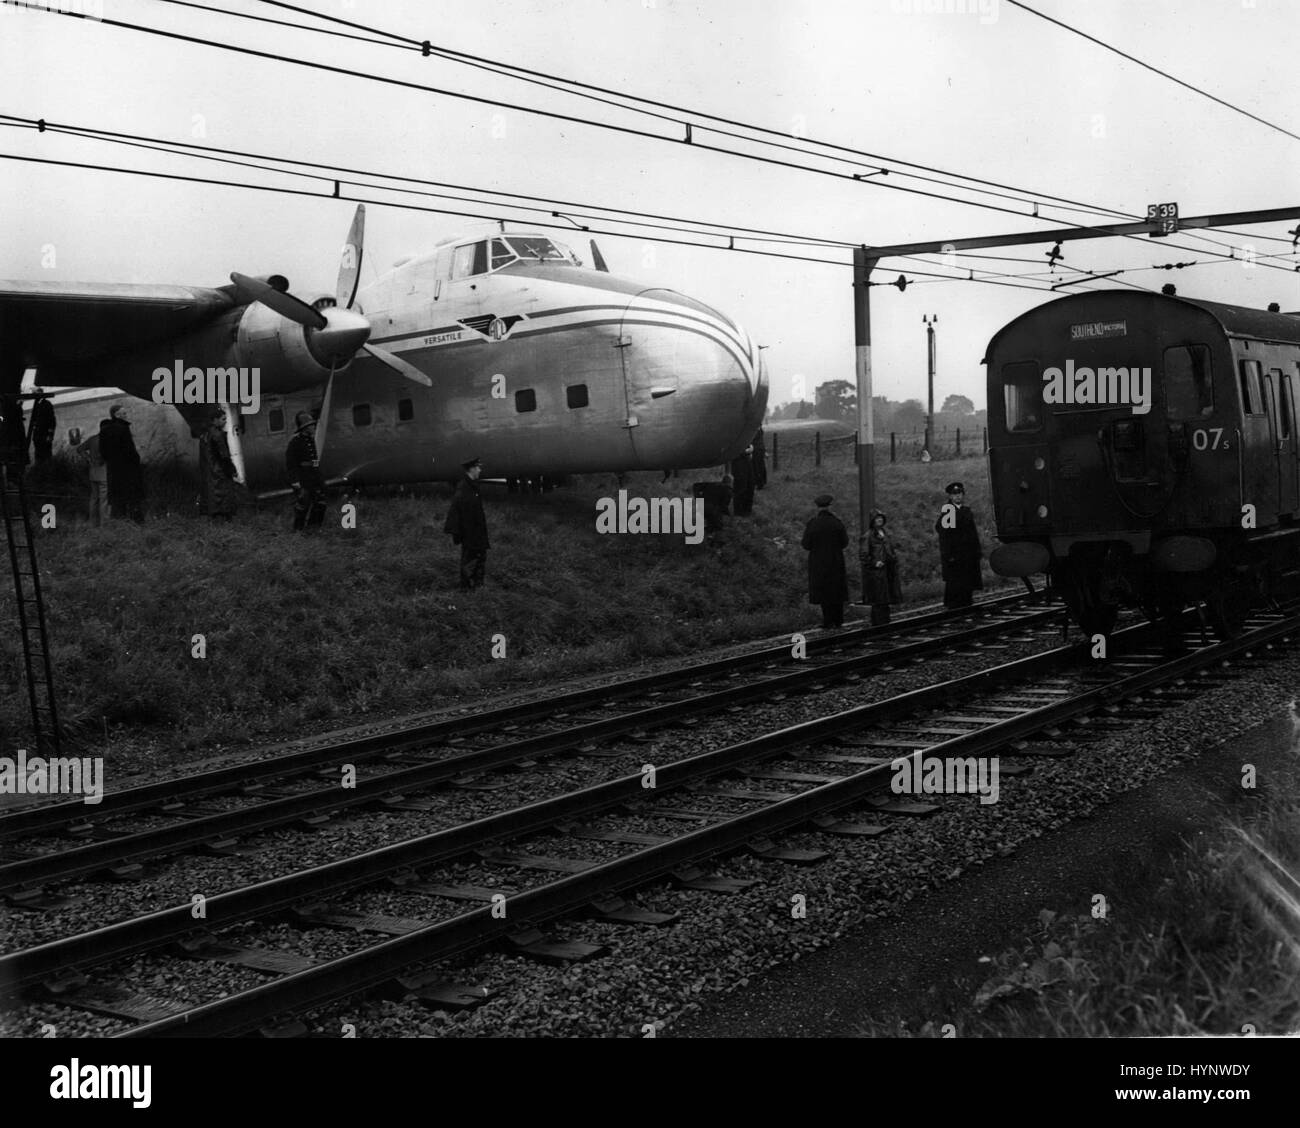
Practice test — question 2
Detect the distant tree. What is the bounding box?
[794,400,814,420]
[892,399,926,432]
[815,380,856,420]
[941,393,975,415]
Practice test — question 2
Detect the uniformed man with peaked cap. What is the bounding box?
[444,456,490,589]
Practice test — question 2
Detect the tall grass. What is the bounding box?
[0,452,1007,754]
[861,714,1300,1038]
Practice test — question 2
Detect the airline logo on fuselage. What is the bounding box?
[460,314,525,341]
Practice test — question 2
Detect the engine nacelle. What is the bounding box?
[234,301,343,394]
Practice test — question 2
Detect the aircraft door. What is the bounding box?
[618,289,682,460]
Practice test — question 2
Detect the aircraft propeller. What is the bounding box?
[230,205,431,463]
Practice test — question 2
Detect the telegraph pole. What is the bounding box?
[922,314,937,457]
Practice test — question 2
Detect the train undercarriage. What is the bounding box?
[1028,529,1300,644]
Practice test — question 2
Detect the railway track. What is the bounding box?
[2,601,1293,1037]
[0,592,1061,893]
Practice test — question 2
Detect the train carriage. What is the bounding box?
[984,289,1300,638]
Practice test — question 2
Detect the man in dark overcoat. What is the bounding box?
[285,411,326,531]
[99,405,145,521]
[802,493,849,628]
[28,389,55,463]
[730,447,756,516]
[935,480,982,608]
[751,427,768,490]
[199,408,239,520]
[444,456,489,589]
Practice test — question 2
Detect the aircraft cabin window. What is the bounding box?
[268,408,285,433]
[353,404,372,427]
[1002,362,1043,432]
[1163,345,1214,419]
[515,389,537,413]
[1238,359,1264,415]
[398,398,414,422]
[566,384,589,409]
[506,236,577,264]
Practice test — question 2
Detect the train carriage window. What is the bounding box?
[353,404,371,427]
[1271,369,1289,438]
[515,389,537,413]
[397,398,414,422]
[566,384,589,409]
[268,408,285,434]
[1238,359,1264,415]
[1163,345,1214,419]
[1002,362,1043,432]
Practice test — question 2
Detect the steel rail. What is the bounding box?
[0,591,1040,839]
[0,617,1095,995]
[0,605,1062,892]
[117,610,1297,1037]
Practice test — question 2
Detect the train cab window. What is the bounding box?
[1002,362,1043,432]
[268,408,285,434]
[1238,359,1264,415]
[353,404,372,427]
[515,389,537,413]
[566,384,589,409]
[1163,345,1214,419]
[451,241,489,279]
[397,398,414,422]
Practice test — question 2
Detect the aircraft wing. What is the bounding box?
[0,280,236,367]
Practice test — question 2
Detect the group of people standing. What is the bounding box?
[802,480,984,629]
[69,404,146,525]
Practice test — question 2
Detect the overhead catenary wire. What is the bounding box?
[0,147,1122,297]
[1005,0,1300,145]
[6,111,1295,294]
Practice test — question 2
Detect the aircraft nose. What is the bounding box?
[310,306,371,364]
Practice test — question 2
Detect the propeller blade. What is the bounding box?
[315,361,337,464]
[362,343,432,387]
[337,204,366,309]
[589,239,609,273]
[230,272,327,330]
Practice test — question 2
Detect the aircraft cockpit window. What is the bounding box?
[1003,361,1043,432]
[490,239,517,271]
[451,242,490,279]
[268,408,285,434]
[506,236,577,265]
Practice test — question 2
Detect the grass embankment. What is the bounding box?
[864,728,1300,1038]
[1,448,1005,754]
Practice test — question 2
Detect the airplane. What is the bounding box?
[0,205,769,490]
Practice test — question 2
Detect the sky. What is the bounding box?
[2,0,1299,414]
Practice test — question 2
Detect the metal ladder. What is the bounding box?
[0,464,61,754]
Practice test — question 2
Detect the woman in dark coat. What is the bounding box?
[860,509,902,626]
[199,409,239,520]
[801,493,849,628]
